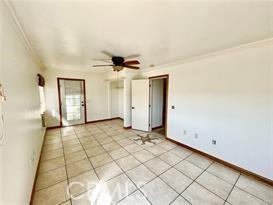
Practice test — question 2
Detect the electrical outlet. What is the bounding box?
[212,140,217,145]
[194,133,198,139]
[171,105,175,109]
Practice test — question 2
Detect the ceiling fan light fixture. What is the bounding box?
[113,65,123,72]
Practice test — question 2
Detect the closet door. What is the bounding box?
[131,79,150,131]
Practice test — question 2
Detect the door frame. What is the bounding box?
[149,74,169,137]
[57,77,87,127]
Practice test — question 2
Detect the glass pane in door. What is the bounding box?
[65,90,81,121]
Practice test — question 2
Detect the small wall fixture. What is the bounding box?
[0,84,6,102]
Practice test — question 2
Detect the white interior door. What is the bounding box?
[131,79,150,131]
[60,79,85,126]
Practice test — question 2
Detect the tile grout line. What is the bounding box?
[38,121,271,205]
[40,150,66,163]
[235,186,271,205]
[194,178,230,202]
[35,130,67,192]
[41,129,156,163]
[74,127,102,192]
[66,123,153,204]
[35,126,201,204]
[99,136,154,205]
[224,173,241,204]
[75,127,193,203]
[123,145,189,201]
[55,124,180,200]
[38,162,66,175]
[161,147,252,201]
[64,125,110,201]
[186,164,240,203]
[153,155,197,204]
[34,171,68,192]
[116,133,211,204]
[227,175,272,205]
[157,153,197,205]
[203,161,240,186]
[60,128,75,205]
[169,160,214,205]
[39,129,201,199]
[174,157,232,202]
[111,132,163,205]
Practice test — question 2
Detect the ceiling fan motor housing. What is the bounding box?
[112,56,124,66]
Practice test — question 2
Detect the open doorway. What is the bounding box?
[149,75,168,137]
[109,80,124,120]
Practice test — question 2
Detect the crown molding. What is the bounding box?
[142,37,273,73]
[3,0,44,69]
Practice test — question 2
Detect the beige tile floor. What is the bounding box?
[33,119,273,205]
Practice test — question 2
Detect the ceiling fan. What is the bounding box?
[93,51,140,72]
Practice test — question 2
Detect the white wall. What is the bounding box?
[44,69,109,127]
[118,81,124,119]
[118,90,124,118]
[110,81,119,118]
[0,3,3,203]
[151,79,164,128]
[141,40,273,180]
[1,2,45,204]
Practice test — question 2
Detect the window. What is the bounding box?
[37,74,46,127]
[39,86,46,114]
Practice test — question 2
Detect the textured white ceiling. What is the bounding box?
[10,0,273,72]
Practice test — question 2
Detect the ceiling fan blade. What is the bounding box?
[124,54,140,59]
[101,51,114,57]
[93,59,112,63]
[93,64,114,67]
[124,65,140,69]
[124,60,140,65]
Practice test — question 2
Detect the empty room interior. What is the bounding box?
[1,0,273,204]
